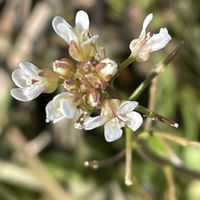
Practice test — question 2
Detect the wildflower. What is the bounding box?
[129,13,172,62]
[96,58,118,82]
[11,62,58,101]
[52,10,99,61]
[83,100,143,142]
[45,92,77,123]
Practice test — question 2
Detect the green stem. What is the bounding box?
[136,105,179,128]
[128,42,184,101]
[136,105,157,118]
[129,70,159,100]
[125,128,133,186]
[119,56,135,72]
[111,56,135,84]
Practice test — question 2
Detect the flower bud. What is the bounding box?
[53,59,75,78]
[96,58,118,82]
[87,90,101,107]
[69,41,85,62]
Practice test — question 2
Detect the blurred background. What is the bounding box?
[0,0,200,199]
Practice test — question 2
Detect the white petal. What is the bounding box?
[12,69,27,87]
[117,101,138,115]
[19,62,41,76]
[139,13,153,39]
[45,92,74,123]
[83,116,107,130]
[104,121,122,142]
[45,100,64,123]
[11,88,30,101]
[129,39,138,52]
[53,92,72,101]
[52,16,77,43]
[81,35,99,46]
[146,28,172,52]
[125,111,143,131]
[12,62,41,88]
[75,10,89,31]
[11,83,45,101]
[60,98,77,119]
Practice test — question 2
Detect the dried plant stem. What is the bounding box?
[145,76,158,130]
[164,166,176,200]
[0,160,41,190]
[153,131,200,148]
[136,139,200,179]
[7,1,53,69]
[125,128,133,186]
[26,131,51,156]
[161,140,183,166]
[84,149,125,169]
[0,0,17,36]
[6,127,70,200]
[0,0,18,58]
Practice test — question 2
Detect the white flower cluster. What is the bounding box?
[11,11,171,142]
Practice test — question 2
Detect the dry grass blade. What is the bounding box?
[6,127,71,200]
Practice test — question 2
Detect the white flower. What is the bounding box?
[52,10,98,48]
[96,58,118,82]
[129,13,172,62]
[11,62,58,102]
[45,92,77,123]
[83,100,143,142]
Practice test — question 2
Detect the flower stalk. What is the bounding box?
[119,56,136,72]
[84,149,125,169]
[111,56,135,84]
[129,42,183,101]
[125,128,133,186]
[136,105,179,128]
[129,70,159,100]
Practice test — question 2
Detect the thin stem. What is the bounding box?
[136,138,200,179]
[164,166,176,200]
[145,76,158,130]
[129,43,183,101]
[125,128,133,186]
[153,131,200,148]
[136,105,157,118]
[129,70,159,100]
[26,131,51,156]
[0,160,42,190]
[111,56,135,84]
[136,105,179,128]
[119,56,135,72]
[84,149,125,169]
